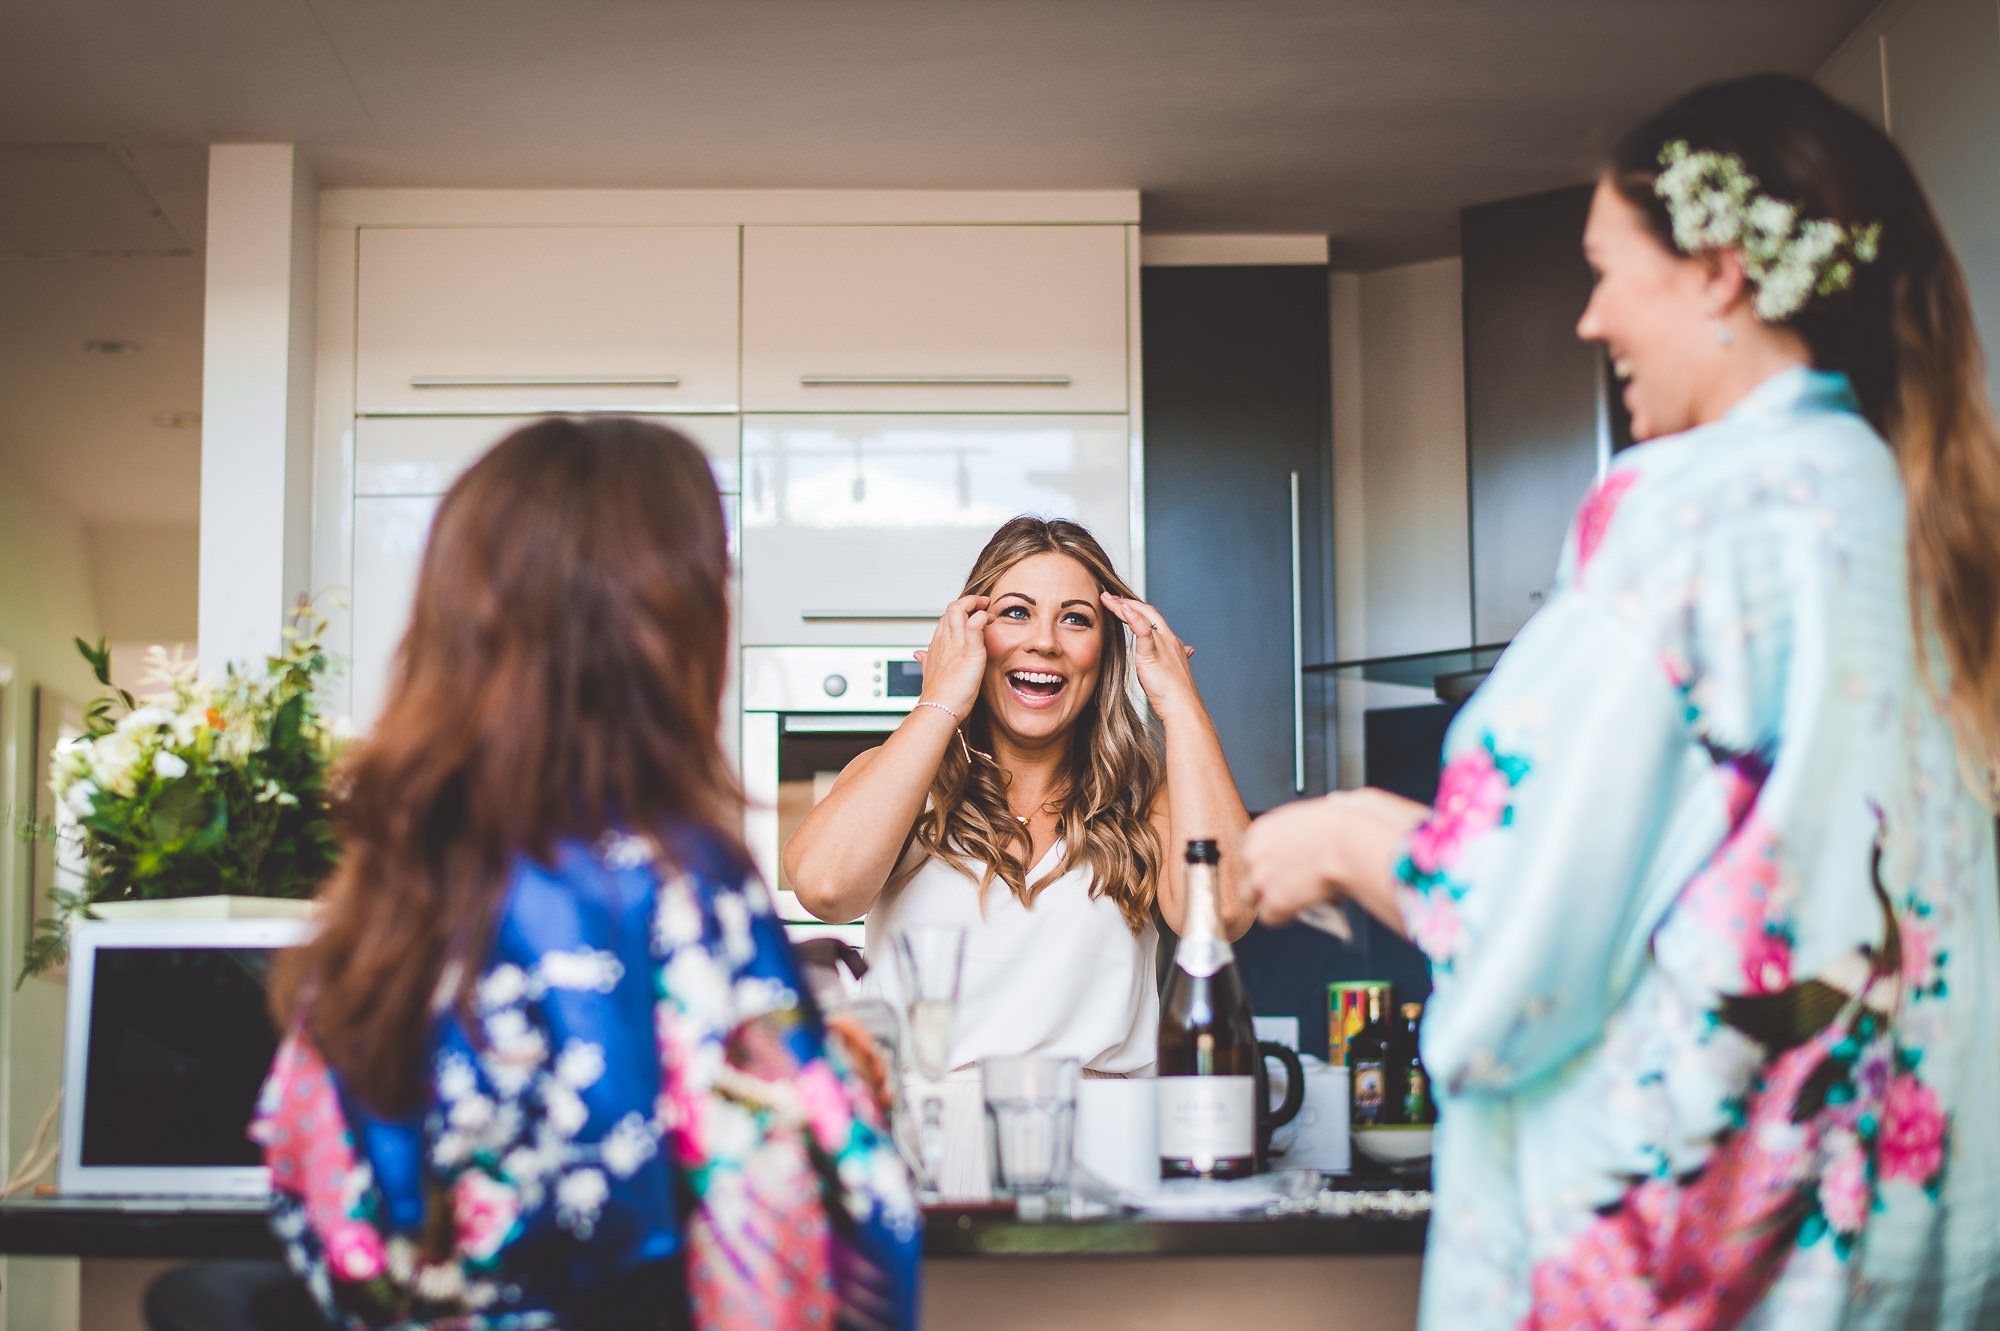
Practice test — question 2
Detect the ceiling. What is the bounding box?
[0,0,1877,525]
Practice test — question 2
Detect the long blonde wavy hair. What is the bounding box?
[889,517,1165,931]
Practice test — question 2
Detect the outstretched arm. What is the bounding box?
[1240,788,1430,935]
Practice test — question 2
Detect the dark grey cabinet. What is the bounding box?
[1141,265,1331,813]
[1462,183,1618,644]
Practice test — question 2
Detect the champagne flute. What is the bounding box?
[894,924,965,1197]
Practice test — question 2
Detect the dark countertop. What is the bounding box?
[0,1177,1429,1262]
[0,1198,283,1261]
[924,1205,1426,1258]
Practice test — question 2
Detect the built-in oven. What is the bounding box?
[741,645,926,948]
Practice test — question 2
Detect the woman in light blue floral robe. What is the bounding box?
[1244,76,2000,1329]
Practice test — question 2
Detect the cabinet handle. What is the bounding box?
[782,715,906,734]
[798,374,1071,388]
[408,374,681,389]
[1290,470,1305,794]
[799,610,939,622]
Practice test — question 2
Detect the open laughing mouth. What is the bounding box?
[1007,669,1067,704]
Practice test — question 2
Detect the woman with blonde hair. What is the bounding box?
[787,517,1249,1182]
[1246,74,2000,1328]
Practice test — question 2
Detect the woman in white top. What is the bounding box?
[785,517,1252,1083]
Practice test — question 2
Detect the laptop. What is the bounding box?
[59,917,310,1199]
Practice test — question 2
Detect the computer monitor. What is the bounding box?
[59,917,310,1198]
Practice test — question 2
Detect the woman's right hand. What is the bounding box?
[912,594,991,716]
[788,596,989,923]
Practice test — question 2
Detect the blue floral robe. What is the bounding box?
[1396,369,2000,1329]
[252,827,920,1331]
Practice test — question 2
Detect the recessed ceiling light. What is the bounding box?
[81,338,139,355]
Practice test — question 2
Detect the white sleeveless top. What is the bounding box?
[860,841,1158,1076]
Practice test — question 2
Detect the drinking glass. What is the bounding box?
[893,925,965,1196]
[982,1055,1079,1217]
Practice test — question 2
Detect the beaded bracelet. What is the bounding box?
[911,699,991,764]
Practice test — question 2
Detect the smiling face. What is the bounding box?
[978,551,1106,748]
[1576,177,1726,441]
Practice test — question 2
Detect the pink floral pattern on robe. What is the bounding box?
[1381,372,1994,1330]
[1409,747,1513,876]
[1575,471,1639,580]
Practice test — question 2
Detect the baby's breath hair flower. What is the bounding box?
[1655,140,1883,322]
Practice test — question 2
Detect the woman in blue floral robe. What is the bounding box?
[146,416,920,1331]
[1244,77,2000,1329]
[252,828,919,1331]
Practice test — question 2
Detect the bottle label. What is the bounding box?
[1157,1075,1255,1166]
[1172,938,1235,979]
[1353,1062,1386,1125]
[1404,1069,1429,1123]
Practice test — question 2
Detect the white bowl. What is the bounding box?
[1351,1125,1433,1166]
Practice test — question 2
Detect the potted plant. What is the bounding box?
[23,606,349,980]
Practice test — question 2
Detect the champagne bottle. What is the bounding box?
[1157,839,1259,1180]
[1347,987,1393,1127]
[1396,1002,1435,1125]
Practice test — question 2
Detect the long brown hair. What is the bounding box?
[892,517,1164,931]
[1611,74,2000,782]
[272,417,742,1111]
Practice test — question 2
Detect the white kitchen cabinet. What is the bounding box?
[351,493,740,741]
[351,495,440,731]
[741,226,1129,412]
[355,226,741,414]
[738,415,1130,646]
[355,414,742,496]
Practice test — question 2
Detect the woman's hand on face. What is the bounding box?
[1100,592,1199,719]
[912,594,991,716]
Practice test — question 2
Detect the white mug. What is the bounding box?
[1074,1077,1158,1196]
[1269,1063,1350,1172]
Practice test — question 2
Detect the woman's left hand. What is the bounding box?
[1100,592,1199,720]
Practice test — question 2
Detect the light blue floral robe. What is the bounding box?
[1396,369,2000,1329]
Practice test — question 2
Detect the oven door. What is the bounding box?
[743,711,908,947]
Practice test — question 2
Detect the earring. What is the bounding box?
[1714,320,1734,347]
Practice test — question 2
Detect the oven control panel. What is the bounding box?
[742,646,925,712]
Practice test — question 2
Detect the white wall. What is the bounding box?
[0,454,97,1331]
[198,144,318,673]
[88,522,198,646]
[1821,0,2000,406]
[1329,258,1470,787]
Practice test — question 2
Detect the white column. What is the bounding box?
[198,143,317,671]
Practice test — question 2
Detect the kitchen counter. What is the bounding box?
[923,1181,1428,1331]
[1,1179,1430,1330]
[925,1180,1429,1258]
[0,1179,1428,1261]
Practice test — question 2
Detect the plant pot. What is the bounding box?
[89,895,318,922]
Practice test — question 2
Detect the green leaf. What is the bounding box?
[74,637,113,685]
[147,781,211,845]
